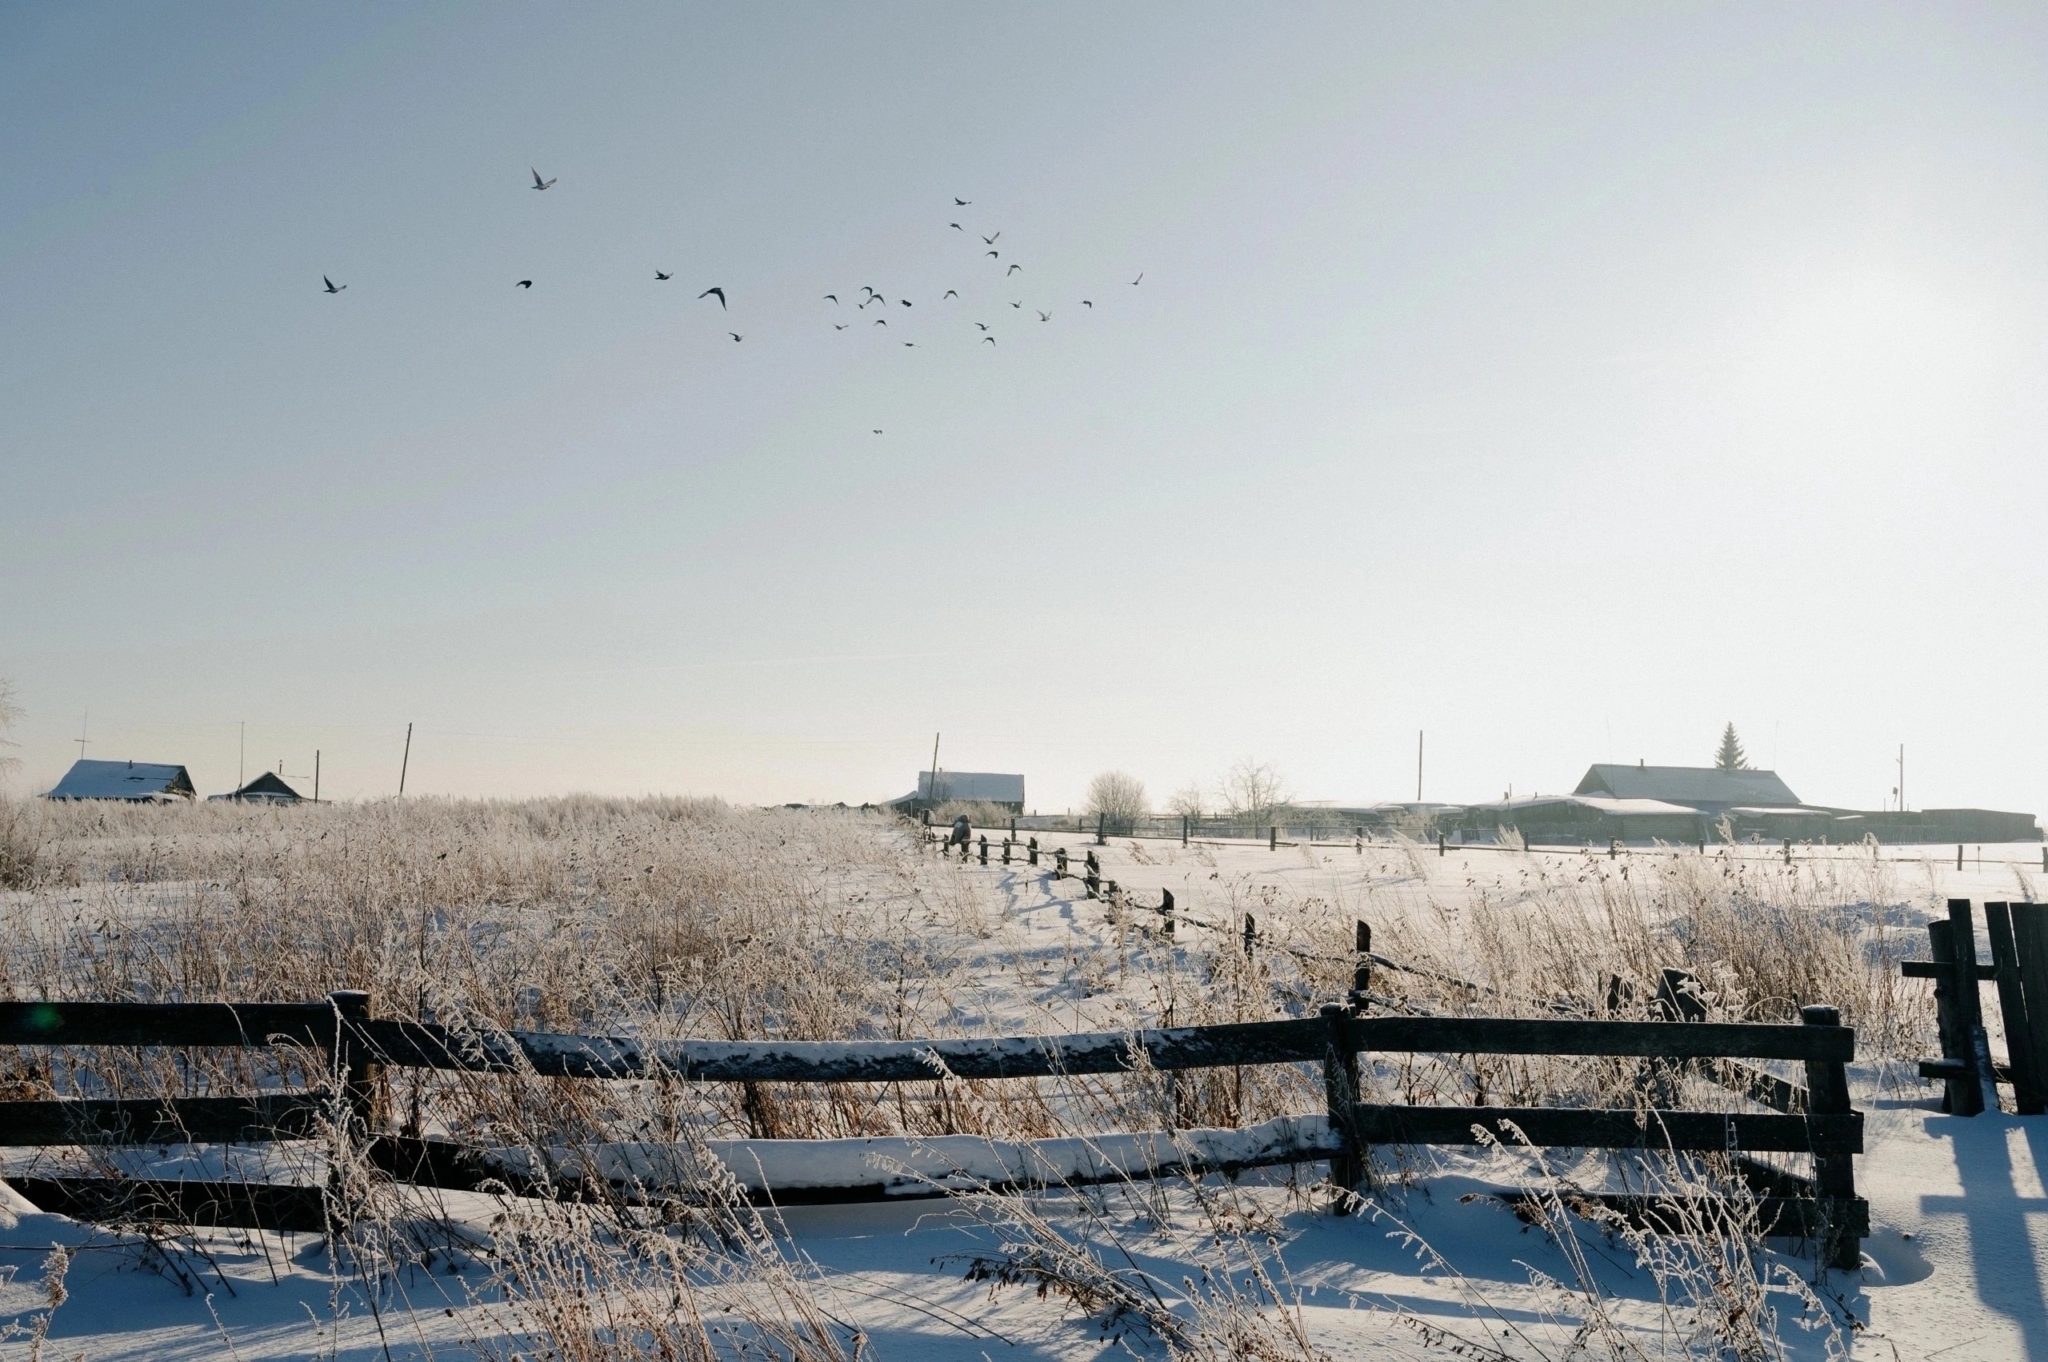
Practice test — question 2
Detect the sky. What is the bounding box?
[4,3,2046,815]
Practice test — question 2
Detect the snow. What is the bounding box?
[4,827,2046,1358]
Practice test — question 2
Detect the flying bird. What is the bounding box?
[903,341,916,347]
[1006,264,1022,275]
[983,336,996,345]
[655,271,671,281]
[823,294,838,304]
[1010,301,1021,308]
[954,197,971,205]
[985,251,998,259]
[698,287,727,309]
[516,279,533,288]
[944,290,958,299]
[873,429,883,434]
[1038,310,1050,322]
[900,299,912,307]
[873,318,887,326]
[833,323,849,330]
[322,275,346,294]
[1081,299,1093,308]
[1131,273,1144,285]
[950,223,963,231]
[728,332,742,342]
[530,167,556,190]
[975,322,989,331]
[982,232,1000,245]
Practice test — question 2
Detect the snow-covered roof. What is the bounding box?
[1725,805,1828,817]
[1575,764,1799,807]
[1479,794,1702,817]
[46,759,195,801]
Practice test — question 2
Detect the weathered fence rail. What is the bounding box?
[1903,898,2048,1115]
[0,995,1865,1266]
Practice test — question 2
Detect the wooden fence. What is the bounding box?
[0,992,1865,1267]
[1904,898,2048,1115]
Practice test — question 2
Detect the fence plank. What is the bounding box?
[1800,1004,1863,1270]
[0,1001,332,1049]
[1984,904,2044,1114]
[1346,1103,1858,1153]
[0,1093,325,1146]
[1349,1016,1850,1062]
[7,1176,328,1233]
[2015,904,2048,1120]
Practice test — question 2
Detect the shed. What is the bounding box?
[207,772,305,804]
[46,759,196,802]
[889,770,1026,813]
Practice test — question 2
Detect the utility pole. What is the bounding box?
[1897,744,1905,814]
[238,720,245,789]
[74,711,89,761]
[313,749,321,804]
[927,732,941,810]
[1416,730,1424,803]
[399,722,413,797]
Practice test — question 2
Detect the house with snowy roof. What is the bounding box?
[45,759,196,802]
[1573,763,1801,813]
[206,772,305,804]
[888,770,1026,814]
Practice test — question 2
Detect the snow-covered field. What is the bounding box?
[0,801,2041,1360]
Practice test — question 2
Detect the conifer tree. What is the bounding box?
[1714,722,1748,772]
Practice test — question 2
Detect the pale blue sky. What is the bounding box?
[5,3,2045,814]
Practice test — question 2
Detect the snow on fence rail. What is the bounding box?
[0,995,1866,1265]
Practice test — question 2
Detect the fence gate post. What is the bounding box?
[1799,1004,1863,1271]
[1926,918,1982,1116]
[1096,813,1106,846]
[1182,815,1189,846]
[1001,838,1011,865]
[1948,899,2000,1113]
[1984,903,2044,1114]
[1028,837,1039,867]
[1350,921,1372,1010]
[1320,1005,1363,1196]
[978,835,988,865]
[327,990,377,1232]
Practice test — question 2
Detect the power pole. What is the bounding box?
[238,720,245,789]
[74,711,89,761]
[399,722,413,797]
[1416,730,1424,802]
[1897,744,1905,813]
[927,732,941,810]
[313,749,321,804]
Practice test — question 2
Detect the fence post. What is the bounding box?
[1096,813,1106,846]
[1437,833,1446,857]
[1028,836,1039,867]
[1083,850,1100,898]
[977,835,988,865]
[1799,1004,1863,1271]
[1350,921,1372,1010]
[1984,903,2044,1114]
[327,990,377,1231]
[1001,838,1011,865]
[1241,911,1254,959]
[1926,918,1980,1116]
[1269,825,1277,851]
[1182,815,1189,847]
[1159,888,1174,939]
[1958,843,1965,871]
[1055,847,1068,878]
[1320,1004,1363,1195]
[1949,899,2000,1113]
[1009,817,1016,840]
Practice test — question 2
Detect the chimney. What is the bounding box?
[1638,758,1644,769]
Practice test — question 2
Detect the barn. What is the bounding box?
[888,770,1026,815]
[206,772,305,804]
[45,759,196,802]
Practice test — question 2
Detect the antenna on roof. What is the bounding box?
[74,711,89,761]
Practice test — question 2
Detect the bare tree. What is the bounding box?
[1166,784,1206,822]
[1085,771,1148,834]
[1218,757,1289,830]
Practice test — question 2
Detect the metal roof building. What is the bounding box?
[889,770,1027,812]
[45,759,196,802]
[206,772,305,804]
[1573,763,1800,811]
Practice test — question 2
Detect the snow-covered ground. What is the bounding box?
[2,818,2042,1360]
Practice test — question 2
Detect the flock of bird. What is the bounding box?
[319,173,1143,369]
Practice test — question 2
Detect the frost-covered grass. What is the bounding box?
[0,797,1995,1359]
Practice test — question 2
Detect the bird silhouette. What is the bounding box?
[944,289,958,299]
[873,318,887,326]
[1038,310,1051,322]
[516,280,533,288]
[833,323,849,330]
[322,275,346,294]
[1131,273,1144,285]
[1006,264,1022,275]
[1010,301,1021,308]
[823,294,838,304]
[983,336,996,345]
[728,332,742,342]
[873,429,884,434]
[950,223,962,231]
[530,167,556,191]
[985,251,998,259]
[899,299,912,307]
[983,232,1000,245]
[975,322,989,331]
[699,287,727,309]
[655,271,671,281]
[1081,300,1093,308]
[903,341,916,347]
[954,197,971,206]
